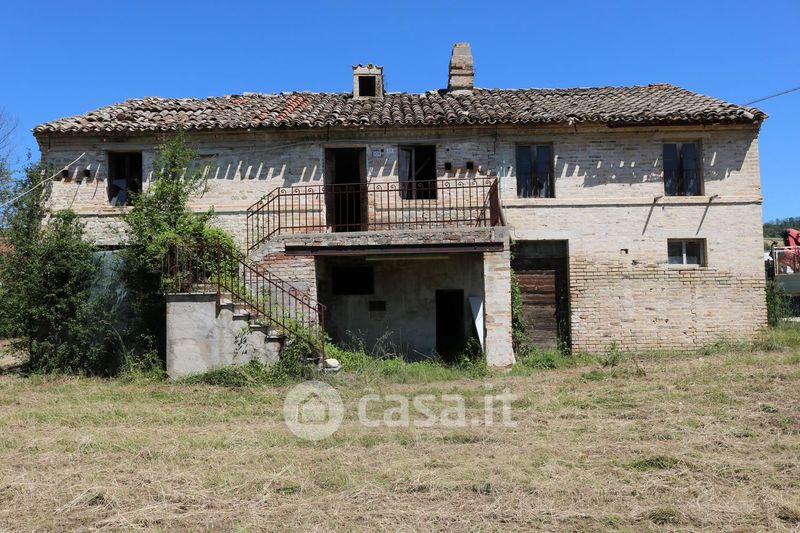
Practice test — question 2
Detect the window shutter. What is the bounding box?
[399,147,412,200]
[681,143,700,196]
[535,145,553,198]
[516,145,533,198]
[662,144,679,196]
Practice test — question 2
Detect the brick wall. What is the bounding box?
[570,260,765,352]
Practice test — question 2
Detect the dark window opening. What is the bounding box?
[466,161,474,170]
[663,142,701,196]
[332,266,374,295]
[516,144,554,198]
[358,76,377,97]
[444,162,452,171]
[107,152,143,206]
[399,145,437,200]
[667,239,706,266]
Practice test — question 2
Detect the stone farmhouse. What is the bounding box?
[33,43,767,376]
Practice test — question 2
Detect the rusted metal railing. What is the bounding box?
[163,238,326,364]
[246,177,503,252]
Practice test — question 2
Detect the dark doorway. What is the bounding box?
[436,289,465,362]
[512,241,570,350]
[325,148,366,232]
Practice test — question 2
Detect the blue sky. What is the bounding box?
[1,0,797,220]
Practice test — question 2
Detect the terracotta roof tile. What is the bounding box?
[33,84,765,135]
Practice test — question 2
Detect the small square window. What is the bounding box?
[444,162,452,171]
[466,161,474,170]
[668,239,706,266]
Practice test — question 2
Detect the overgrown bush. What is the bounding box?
[121,131,236,364]
[3,209,117,373]
[0,163,122,373]
[510,270,531,354]
[0,162,44,338]
[766,280,791,326]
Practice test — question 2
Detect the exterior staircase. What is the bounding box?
[165,177,503,367]
[164,237,327,365]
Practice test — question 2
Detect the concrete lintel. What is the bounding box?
[281,226,509,256]
[285,241,504,256]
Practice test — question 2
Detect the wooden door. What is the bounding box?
[512,255,570,348]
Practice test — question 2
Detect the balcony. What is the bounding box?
[246,177,503,252]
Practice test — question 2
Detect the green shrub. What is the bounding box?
[767,280,791,326]
[120,131,237,365]
[5,210,117,374]
[513,347,573,371]
[598,342,626,368]
[182,355,313,387]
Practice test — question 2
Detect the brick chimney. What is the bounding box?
[448,42,474,92]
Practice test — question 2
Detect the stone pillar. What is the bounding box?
[483,249,515,368]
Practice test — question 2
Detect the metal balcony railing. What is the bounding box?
[246,177,504,251]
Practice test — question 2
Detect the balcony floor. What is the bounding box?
[278,226,509,256]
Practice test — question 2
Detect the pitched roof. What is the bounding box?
[34,84,765,135]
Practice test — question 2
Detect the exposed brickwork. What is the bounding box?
[483,248,514,367]
[570,259,766,352]
[250,239,317,297]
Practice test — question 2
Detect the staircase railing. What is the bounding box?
[163,238,326,365]
[246,177,504,252]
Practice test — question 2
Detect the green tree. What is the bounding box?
[2,203,113,373]
[0,162,47,339]
[21,211,114,373]
[764,217,800,239]
[121,131,233,357]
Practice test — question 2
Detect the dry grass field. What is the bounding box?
[0,330,799,531]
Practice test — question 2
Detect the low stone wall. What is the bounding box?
[166,293,282,379]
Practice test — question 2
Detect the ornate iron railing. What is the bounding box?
[246,177,504,251]
[163,238,326,364]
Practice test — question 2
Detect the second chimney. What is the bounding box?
[448,42,474,92]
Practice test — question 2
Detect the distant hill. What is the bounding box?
[763,217,800,239]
